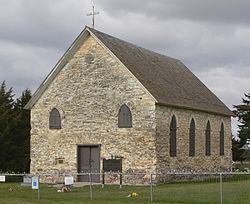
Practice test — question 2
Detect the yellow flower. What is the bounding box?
[132,192,138,197]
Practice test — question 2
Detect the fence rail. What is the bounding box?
[1,172,250,204]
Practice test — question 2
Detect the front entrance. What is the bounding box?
[77,145,100,182]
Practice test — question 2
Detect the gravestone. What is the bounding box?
[21,176,32,187]
[0,175,5,182]
[65,176,74,186]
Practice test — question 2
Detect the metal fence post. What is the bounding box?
[38,175,40,200]
[119,172,122,189]
[220,173,223,204]
[150,173,153,202]
[89,173,93,200]
[102,171,105,188]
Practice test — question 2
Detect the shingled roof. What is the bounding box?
[88,27,232,116]
[25,26,232,116]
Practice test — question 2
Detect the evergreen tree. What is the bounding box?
[4,89,31,172]
[232,138,244,162]
[0,81,31,173]
[0,81,15,172]
[0,81,15,130]
[233,93,250,161]
[14,89,31,173]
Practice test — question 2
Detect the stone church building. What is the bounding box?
[25,26,233,181]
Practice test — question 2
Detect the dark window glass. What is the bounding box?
[170,115,177,157]
[220,123,224,156]
[49,108,61,129]
[189,118,195,157]
[118,104,132,128]
[205,121,211,156]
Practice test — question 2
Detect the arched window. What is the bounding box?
[205,121,211,156]
[189,118,195,157]
[220,122,224,156]
[49,108,61,129]
[118,104,132,128]
[170,115,177,157]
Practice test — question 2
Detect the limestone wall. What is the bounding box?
[30,34,157,175]
[155,105,232,173]
[29,32,232,180]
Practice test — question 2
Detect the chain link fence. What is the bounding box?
[0,172,250,203]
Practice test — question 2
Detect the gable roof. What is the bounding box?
[25,26,232,116]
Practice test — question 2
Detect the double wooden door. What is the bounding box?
[77,145,100,182]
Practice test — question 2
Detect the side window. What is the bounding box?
[205,121,211,156]
[49,108,61,129]
[189,118,195,157]
[118,104,132,128]
[170,115,177,157]
[220,122,224,156]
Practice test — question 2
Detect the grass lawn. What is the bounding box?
[1,179,250,204]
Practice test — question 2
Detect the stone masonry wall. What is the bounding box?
[30,34,157,176]
[155,105,232,174]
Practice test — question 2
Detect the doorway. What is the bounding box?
[77,145,100,182]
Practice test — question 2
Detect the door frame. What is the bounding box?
[76,144,101,174]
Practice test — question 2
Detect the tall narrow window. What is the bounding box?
[170,115,177,157]
[205,121,211,156]
[49,108,61,129]
[189,118,195,157]
[220,122,224,156]
[118,104,132,128]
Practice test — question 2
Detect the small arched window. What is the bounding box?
[49,108,61,129]
[118,104,132,128]
[220,122,224,156]
[170,115,177,157]
[189,118,195,157]
[205,121,211,156]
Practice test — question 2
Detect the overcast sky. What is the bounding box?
[1,0,249,135]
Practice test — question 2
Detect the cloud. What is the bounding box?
[96,0,250,25]
[0,0,249,135]
[0,0,92,49]
[195,67,250,108]
[0,40,62,95]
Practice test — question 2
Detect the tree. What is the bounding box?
[0,81,15,172]
[233,93,250,161]
[14,89,31,173]
[232,139,243,161]
[4,89,31,173]
[0,81,31,173]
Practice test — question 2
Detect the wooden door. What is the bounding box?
[77,145,100,182]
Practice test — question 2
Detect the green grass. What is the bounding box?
[1,179,250,204]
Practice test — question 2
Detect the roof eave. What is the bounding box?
[157,102,234,117]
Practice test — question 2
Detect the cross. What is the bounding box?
[87,6,100,29]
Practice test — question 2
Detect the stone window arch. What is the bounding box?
[205,120,211,156]
[49,108,61,129]
[170,115,177,157]
[189,118,196,157]
[220,122,224,156]
[118,104,132,128]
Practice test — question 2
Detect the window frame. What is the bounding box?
[49,108,61,129]
[189,118,196,157]
[170,115,177,157]
[220,122,225,156]
[205,120,211,156]
[118,104,132,128]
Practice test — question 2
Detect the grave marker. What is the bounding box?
[65,176,74,186]
[0,175,5,182]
